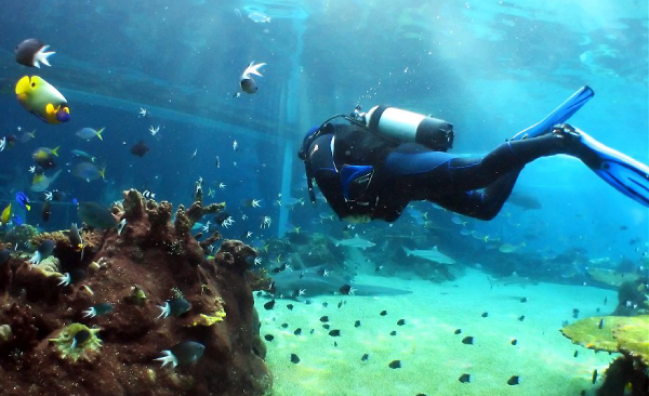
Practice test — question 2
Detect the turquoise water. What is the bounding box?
[0,1,647,395]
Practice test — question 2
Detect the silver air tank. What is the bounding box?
[364,105,454,151]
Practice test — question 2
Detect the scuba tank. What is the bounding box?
[363,105,454,151]
[298,105,455,205]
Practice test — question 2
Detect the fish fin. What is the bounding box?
[245,62,266,77]
[25,204,31,211]
[46,103,56,117]
[15,76,30,95]
[35,46,55,67]
[52,146,60,157]
[99,167,106,180]
[96,128,105,141]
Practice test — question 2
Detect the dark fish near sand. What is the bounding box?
[271,264,411,299]
[507,375,520,385]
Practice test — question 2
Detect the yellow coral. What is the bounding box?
[185,296,226,327]
[560,316,620,352]
[562,315,649,366]
[187,310,227,327]
[612,316,649,366]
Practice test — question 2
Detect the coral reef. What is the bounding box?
[587,267,639,288]
[612,278,649,316]
[0,224,38,249]
[561,316,649,395]
[0,190,271,396]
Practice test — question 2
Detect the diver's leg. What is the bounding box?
[384,131,573,196]
[433,171,521,220]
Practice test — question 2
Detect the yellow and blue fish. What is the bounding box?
[15,75,69,124]
[15,192,31,211]
[1,203,11,224]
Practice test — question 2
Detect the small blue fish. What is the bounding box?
[155,341,205,368]
[72,162,105,182]
[83,302,114,318]
[29,239,54,264]
[15,192,31,211]
[157,297,192,318]
[71,149,97,162]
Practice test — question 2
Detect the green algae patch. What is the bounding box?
[50,323,102,362]
[612,316,649,366]
[560,316,622,352]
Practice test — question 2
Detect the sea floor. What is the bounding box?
[256,268,617,396]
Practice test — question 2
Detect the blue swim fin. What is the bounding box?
[511,86,595,141]
[577,128,649,207]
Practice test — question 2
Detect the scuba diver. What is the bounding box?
[298,86,649,223]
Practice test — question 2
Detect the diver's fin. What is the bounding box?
[511,86,594,141]
[577,128,649,207]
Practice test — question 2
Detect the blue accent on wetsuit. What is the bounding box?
[340,165,374,200]
[383,144,451,176]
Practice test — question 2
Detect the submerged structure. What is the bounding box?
[0,190,271,395]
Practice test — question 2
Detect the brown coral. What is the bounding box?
[0,189,271,396]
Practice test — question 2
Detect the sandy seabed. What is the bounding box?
[257,268,616,396]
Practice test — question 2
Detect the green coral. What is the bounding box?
[612,316,649,366]
[561,315,649,364]
[34,256,62,278]
[49,323,102,361]
[560,316,621,352]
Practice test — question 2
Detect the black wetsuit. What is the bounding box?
[302,122,572,222]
